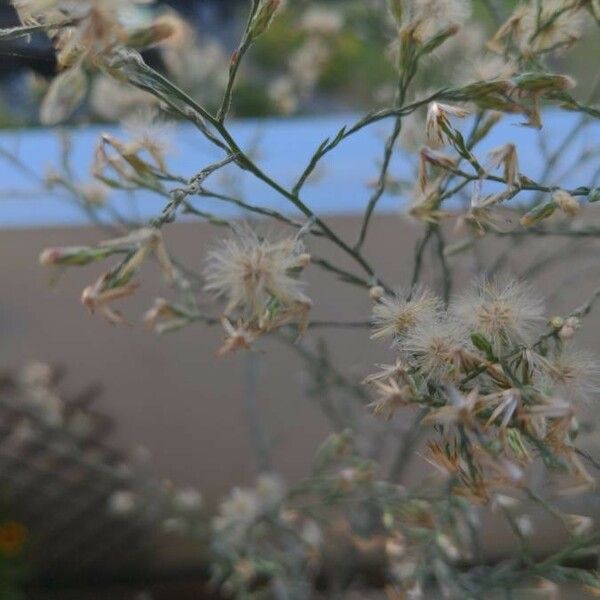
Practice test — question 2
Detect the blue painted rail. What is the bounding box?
[0,111,597,228]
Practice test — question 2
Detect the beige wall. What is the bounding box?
[2,215,600,575]
[2,216,600,496]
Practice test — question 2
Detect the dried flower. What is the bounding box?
[369,377,413,420]
[487,144,520,188]
[489,2,584,55]
[520,200,557,228]
[425,102,470,148]
[369,285,386,301]
[40,65,87,126]
[217,318,260,356]
[249,0,281,41]
[553,189,581,217]
[203,226,311,332]
[452,278,544,350]
[402,316,467,381]
[143,299,189,333]
[540,348,600,401]
[81,272,140,325]
[469,55,517,82]
[371,287,441,341]
[558,316,581,340]
[399,0,472,42]
[423,386,480,426]
[521,1,585,54]
[122,107,174,171]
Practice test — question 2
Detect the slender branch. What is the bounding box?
[216,0,261,123]
[242,351,272,472]
[434,227,452,305]
[410,225,435,290]
[388,409,427,482]
[355,51,419,250]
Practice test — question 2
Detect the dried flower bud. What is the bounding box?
[559,325,576,340]
[419,147,458,190]
[513,72,576,93]
[520,201,557,228]
[487,144,520,187]
[249,0,281,41]
[40,65,87,126]
[558,316,581,340]
[565,317,580,328]
[127,16,182,49]
[425,102,469,148]
[369,285,385,301]
[39,245,117,266]
[553,189,581,217]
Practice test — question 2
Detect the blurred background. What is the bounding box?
[1,0,600,598]
[0,0,598,126]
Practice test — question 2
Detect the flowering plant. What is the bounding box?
[3,0,600,597]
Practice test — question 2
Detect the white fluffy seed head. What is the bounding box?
[451,278,545,350]
[371,286,442,341]
[203,226,311,321]
[401,315,467,381]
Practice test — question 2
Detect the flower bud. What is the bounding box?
[520,201,556,228]
[369,286,385,300]
[40,65,87,126]
[127,16,182,49]
[39,246,116,267]
[249,0,281,41]
[488,144,519,187]
[513,72,576,93]
[296,253,312,268]
[425,102,469,148]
